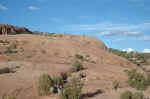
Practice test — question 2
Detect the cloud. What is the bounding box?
[100,30,141,36]
[139,36,150,41]
[65,22,150,36]
[50,18,61,22]
[122,48,134,52]
[143,49,150,53]
[113,35,150,42]
[28,6,40,10]
[67,23,150,31]
[0,5,8,10]
[113,38,126,42]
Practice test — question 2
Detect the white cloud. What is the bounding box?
[28,6,40,10]
[100,30,141,36]
[65,22,150,36]
[113,38,126,42]
[0,5,8,10]
[139,36,150,41]
[122,48,134,52]
[66,22,150,31]
[143,49,150,53]
[113,35,150,42]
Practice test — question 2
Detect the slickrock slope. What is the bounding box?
[0,34,137,99]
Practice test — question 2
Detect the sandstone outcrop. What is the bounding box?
[0,24,32,35]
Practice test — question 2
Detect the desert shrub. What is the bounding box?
[70,61,84,73]
[0,67,13,74]
[52,76,64,86]
[2,94,16,99]
[132,92,144,99]
[127,69,149,90]
[59,77,83,99]
[120,90,132,99]
[37,74,53,96]
[74,54,84,60]
[4,43,18,54]
[112,80,120,90]
[0,40,10,44]
[120,91,144,99]
[9,44,17,49]
[4,48,17,54]
[37,74,66,96]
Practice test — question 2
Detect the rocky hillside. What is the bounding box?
[0,24,32,34]
[0,33,140,99]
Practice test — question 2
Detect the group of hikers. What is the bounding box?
[49,72,68,94]
[48,72,86,94]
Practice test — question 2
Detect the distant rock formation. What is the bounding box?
[0,24,32,35]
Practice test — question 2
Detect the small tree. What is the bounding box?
[120,91,144,99]
[52,76,64,87]
[0,67,13,74]
[59,77,83,99]
[132,92,144,99]
[112,80,120,90]
[120,90,132,99]
[70,61,84,73]
[37,74,53,96]
[127,69,149,90]
[74,54,84,60]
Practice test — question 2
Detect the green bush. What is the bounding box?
[37,74,65,96]
[70,61,84,73]
[0,67,12,74]
[52,76,64,87]
[74,54,84,60]
[37,74,53,96]
[120,91,144,99]
[2,95,16,99]
[4,48,17,54]
[127,69,149,90]
[4,43,18,54]
[10,44,17,49]
[0,40,10,44]
[112,80,120,90]
[59,77,83,99]
[120,90,132,99]
[132,92,144,99]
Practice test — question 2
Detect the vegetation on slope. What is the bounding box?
[126,69,150,90]
[120,91,144,99]
[109,48,150,66]
[59,77,83,99]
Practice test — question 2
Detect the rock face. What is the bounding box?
[0,33,138,99]
[0,24,32,34]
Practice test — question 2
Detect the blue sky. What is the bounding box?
[0,0,150,52]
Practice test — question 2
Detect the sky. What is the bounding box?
[0,0,150,53]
